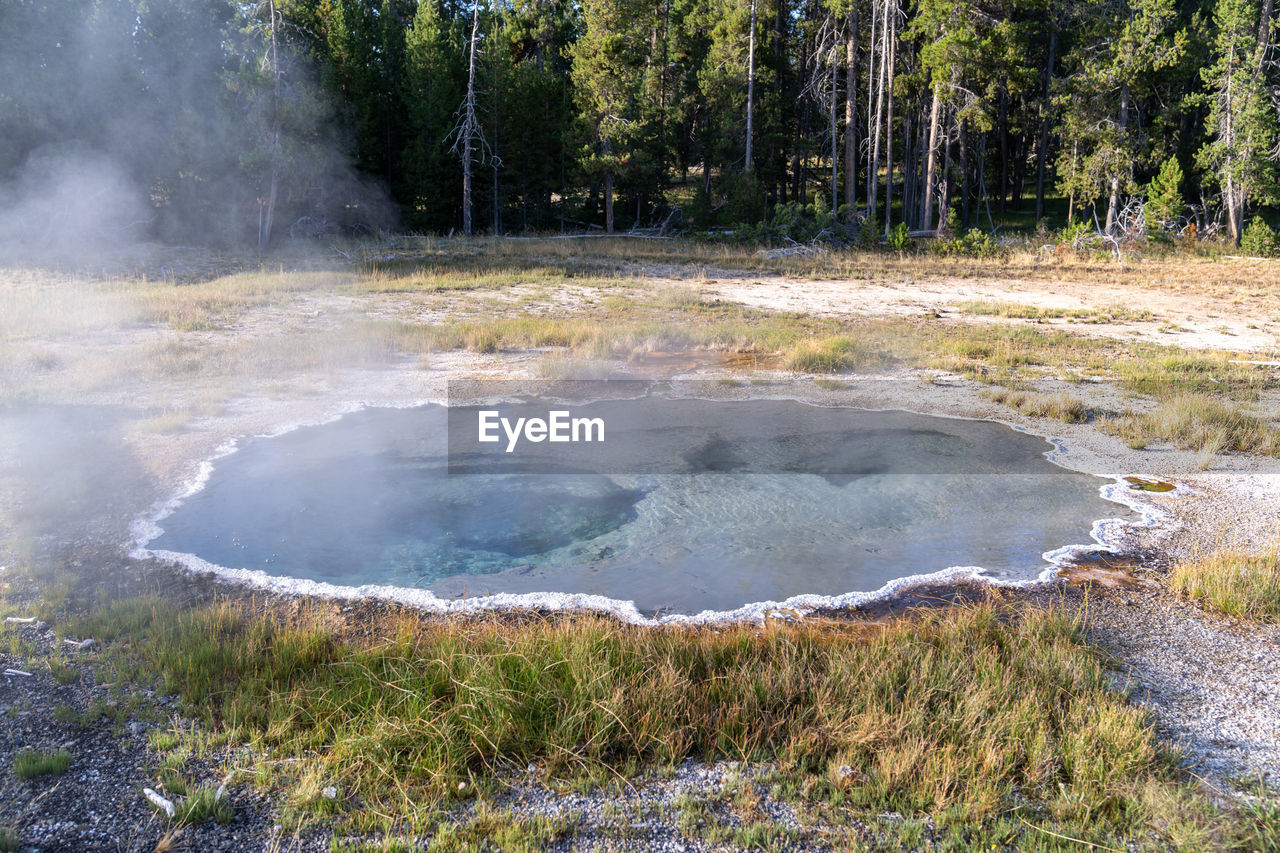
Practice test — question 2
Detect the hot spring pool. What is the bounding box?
[139,395,1138,616]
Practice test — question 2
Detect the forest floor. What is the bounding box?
[1,236,1280,851]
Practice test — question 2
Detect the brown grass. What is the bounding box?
[1171,547,1280,623]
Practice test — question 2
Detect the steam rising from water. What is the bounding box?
[0,1,391,262]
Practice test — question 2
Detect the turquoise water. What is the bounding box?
[149,399,1127,614]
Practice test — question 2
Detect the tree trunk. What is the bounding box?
[844,10,857,213]
[1259,0,1274,68]
[998,84,1008,211]
[938,118,951,236]
[1035,28,1056,226]
[1105,83,1129,234]
[1226,173,1241,244]
[869,0,888,220]
[745,0,757,173]
[1012,129,1025,209]
[865,0,879,209]
[830,41,839,208]
[461,0,481,236]
[912,107,926,227]
[259,0,281,253]
[922,89,941,231]
[1067,141,1077,223]
[902,113,913,223]
[959,119,970,229]
[883,1,896,235]
[978,132,990,227]
[604,167,614,233]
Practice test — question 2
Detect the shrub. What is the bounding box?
[858,212,880,248]
[1240,216,1278,257]
[1102,393,1280,460]
[887,221,911,252]
[712,172,767,226]
[985,389,1090,423]
[937,227,1002,258]
[1145,157,1184,233]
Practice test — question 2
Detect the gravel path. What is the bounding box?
[1080,585,1280,792]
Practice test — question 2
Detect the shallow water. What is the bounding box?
[149,398,1130,615]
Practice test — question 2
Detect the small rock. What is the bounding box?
[143,788,175,818]
[322,786,337,800]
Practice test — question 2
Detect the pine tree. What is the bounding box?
[1197,0,1278,244]
[571,0,661,231]
[1055,0,1184,233]
[400,1,466,231]
[1145,155,1185,232]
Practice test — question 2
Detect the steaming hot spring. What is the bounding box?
[135,392,1140,619]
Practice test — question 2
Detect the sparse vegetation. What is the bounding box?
[13,747,72,780]
[985,388,1091,422]
[1171,547,1280,623]
[783,336,891,373]
[1103,394,1280,462]
[169,784,235,827]
[58,595,1233,845]
[420,807,579,852]
[5,237,1280,847]
[956,299,1155,324]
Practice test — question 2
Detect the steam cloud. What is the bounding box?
[0,0,393,262]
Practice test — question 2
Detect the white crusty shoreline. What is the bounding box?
[127,379,1184,626]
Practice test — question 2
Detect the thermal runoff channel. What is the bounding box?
[146,385,1131,615]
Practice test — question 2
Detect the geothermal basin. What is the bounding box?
[139,391,1138,616]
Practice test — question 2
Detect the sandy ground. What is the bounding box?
[699,272,1280,352]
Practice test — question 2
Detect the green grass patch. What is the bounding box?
[1171,548,1280,623]
[1117,353,1275,400]
[62,596,1222,843]
[47,659,80,685]
[13,747,71,780]
[1235,797,1280,852]
[170,784,235,826]
[416,806,578,852]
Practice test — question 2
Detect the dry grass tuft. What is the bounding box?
[1171,547,1280,623]
[985,388,1091,423]
[1102,394,1280,464]
[64,596,1196,843]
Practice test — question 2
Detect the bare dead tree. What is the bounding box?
[882,0,897,236]
[451,0,499,236]
[258,0,281,252]
[830,37,839,208]
[865,0,880,211]
[843,8,858,214]
[745,0,758,173]
[805,14,845,208]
